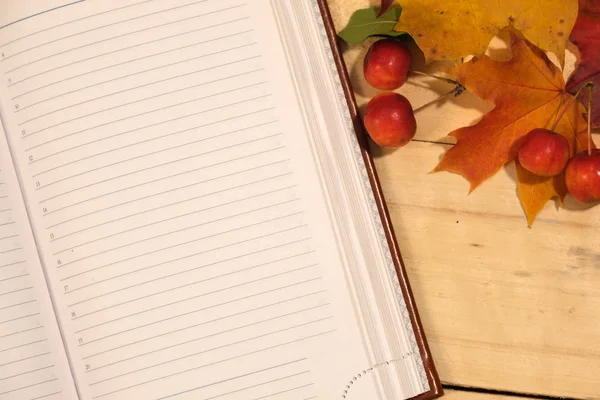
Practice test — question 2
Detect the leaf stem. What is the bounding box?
[409,70,460,85]
[587,82,594,156]
[550,81,594,133]
[565,72,599,92]
[413,84,466,113]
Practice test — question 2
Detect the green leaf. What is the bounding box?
[338,6,404,45]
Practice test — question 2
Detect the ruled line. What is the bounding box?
[0,379,58,396]
[81,291,324,359]
[75,262,316,333]
[27,92,271,153]
[0,273,29,283]
[86,310,332,376]
[6,4,247,73]
[20,62,261,123]
[0,338,46,352]
[62,223,305,282]
[0,1,85,32]
[0,247,23,254]
[0,260,25,269]
[42,145,280,209]
[0,325,44,339]
[90,319,328,385]
[12,30,254,99]
[49,172,284,244]
[89,304,327,373]
[108,359,306,399]
[4,0,212,61]
[0,287,33,298]
[31,392,62,400]
[211,378,313,400]
[0,352,50,368]
[75,262,315,323]
[0,366,55,382]
[249,384,315,400]
[38,128,278,191]
[78,280,322,347]
[67,238,310,298]
[54,187,296,254]
[47,157,288,228]
[91,330,335,398]
[160,368,310,399]
[27,82,267,144]
[0,313,39,326]
[60,207,300,271]
[30,107,274,167]
[33,115,274,178]
[0,299,37,311]
[52,172,289,244]
[0,247,23,255]
[67,243,309,309]
[0,0,159,48]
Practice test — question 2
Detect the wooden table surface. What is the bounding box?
[327,1,600,399]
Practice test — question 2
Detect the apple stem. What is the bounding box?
[409,70,460,85]
[587,82,594,156]
[550,81,594,133]
[413,84,466,113]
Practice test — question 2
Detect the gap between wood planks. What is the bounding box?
[445,384,584,400]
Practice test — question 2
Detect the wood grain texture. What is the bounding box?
[443,390,522,400]
[326,0,600,398]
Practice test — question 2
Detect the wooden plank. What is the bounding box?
[443,390,523,400]
[373,142,600,399]
[326,0,600,398]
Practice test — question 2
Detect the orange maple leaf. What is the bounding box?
[434,34,590,225]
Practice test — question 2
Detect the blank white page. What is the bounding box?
[0,128,78,400]
[0,1,390,399]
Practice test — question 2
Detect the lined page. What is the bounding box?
[0,1,377,400]
[0,131,78,400]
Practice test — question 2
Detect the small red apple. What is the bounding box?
[565,149,600,203]
[517,128,571,176]
[363,39,412,90]
[363,92,416,148]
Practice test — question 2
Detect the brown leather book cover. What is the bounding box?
[315,1,444,398]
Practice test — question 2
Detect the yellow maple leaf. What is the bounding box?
[515,162,568,227]
[394,0,578,67]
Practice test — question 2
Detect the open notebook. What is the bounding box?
[0,1,441,399]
